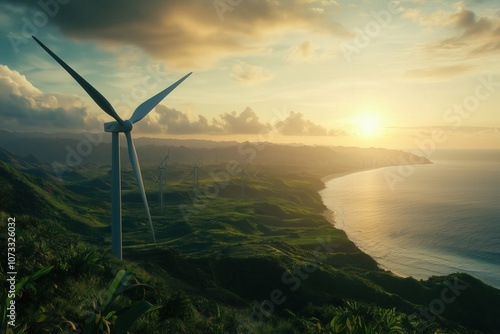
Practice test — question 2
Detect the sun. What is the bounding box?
[357,113,381,137]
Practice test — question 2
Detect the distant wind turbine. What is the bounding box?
[33,36,192,260]
[240,161,259,199]
[157,150,170,214]
[198,153,204,169]
[189,161,201,191]
[240,166,250,199]
[185,154,204,192]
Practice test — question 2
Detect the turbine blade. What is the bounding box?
[129,72,192,124]
[124,132,156,243]
[32,36,124,124]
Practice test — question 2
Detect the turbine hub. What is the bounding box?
[123,120,133,131]
[104,120,133,133]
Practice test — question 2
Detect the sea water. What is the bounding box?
[319,149,500,289]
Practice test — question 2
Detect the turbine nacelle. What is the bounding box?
[104,120,133,133]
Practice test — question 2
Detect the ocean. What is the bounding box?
[319,149,500,289]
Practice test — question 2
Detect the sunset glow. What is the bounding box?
[357,113,381,138]
[0,0,499,149]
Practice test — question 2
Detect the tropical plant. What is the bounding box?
[326,301,404,334]
[81,269,161,334]
[0,266,54,334]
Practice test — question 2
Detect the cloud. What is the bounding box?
[231,61,273,84]
[285,40,319,64]
[217,107,272,133]
[0,66,348,137]
[156,105,219,134]
[402,8,451,29]
[141,106,272,135]
[404,64,475,79]
[276,111,345,136]
[0,64,100,131]
[138,107,345,136]
[4,0,350,68]
[406,7,500,59]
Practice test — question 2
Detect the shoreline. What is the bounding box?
[319,166,414,279]
[318,164,500,288]
[320,160,435,184]
[321,211,407,279]
[320,166,392,184]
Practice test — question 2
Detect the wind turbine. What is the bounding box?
[33,36,192,259]
[240,166,250,199]
[186,154,204,191]
[197,153,204,169]
[157,150,170,214]
[240,161,259,199]
[189,161,201,191]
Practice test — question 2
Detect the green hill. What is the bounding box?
[0,147,498,333]
[0,159,105,233]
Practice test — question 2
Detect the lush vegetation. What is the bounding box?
[1,146,499,333]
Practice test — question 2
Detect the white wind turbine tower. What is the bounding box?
[33,36,192,260]
[157,150,170,214]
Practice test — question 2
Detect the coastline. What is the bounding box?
[318,163,462,280]
[319,165,394,229]
[319,166,414,279]
[323,203,408,278]
[318,163,500,289]
[320,166,392,184]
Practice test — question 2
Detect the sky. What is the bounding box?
[0,0,500,150]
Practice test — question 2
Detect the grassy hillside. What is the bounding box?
[0,161,106,232]
[0,146,498,333]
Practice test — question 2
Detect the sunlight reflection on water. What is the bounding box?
[320,151,500,288]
